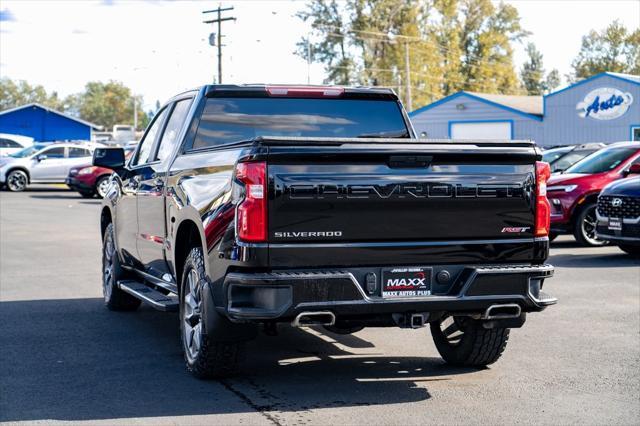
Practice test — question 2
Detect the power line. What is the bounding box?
[202,6,236,84]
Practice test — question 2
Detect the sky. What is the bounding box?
[0,0,639,111]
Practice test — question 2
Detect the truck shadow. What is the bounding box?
[0,298,474,422]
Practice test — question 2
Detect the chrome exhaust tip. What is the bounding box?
[292,311,336,327]
[483,304,521,320]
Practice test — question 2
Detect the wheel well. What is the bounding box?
[6,167,30,183]
[100,207,112,239]
[570,194,599,225]
[174,220,203,289]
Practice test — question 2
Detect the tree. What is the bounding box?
[569,20,640,82]
[68,81,147,130]
[520,42,560,95]
[543,69,560,93]
[0,78,63,111]
[521,43,544,95]
[297,0,530,110]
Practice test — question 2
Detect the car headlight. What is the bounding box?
[78,166,96,175]
[547,184,578,193]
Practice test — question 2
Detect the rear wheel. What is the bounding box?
[95,176,111,198]
[6,170,28,192]
[619,244,640,256]
[102,223,141,311]
[180,247,243,378]
[430,315,510,367]
[573,203,608,247]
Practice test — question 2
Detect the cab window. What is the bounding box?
[132,107,168,167]
[155,99,193,162]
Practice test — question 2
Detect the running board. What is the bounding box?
[118,280,178,312]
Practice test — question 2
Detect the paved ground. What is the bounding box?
[1,186,639,425]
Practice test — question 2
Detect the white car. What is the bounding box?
[0,142,102,192]
[0,133,34,157]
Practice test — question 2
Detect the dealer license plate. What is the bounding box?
[608,217,622,231]
[382,267,432,298]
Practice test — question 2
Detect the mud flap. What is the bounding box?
[201,280,258,342]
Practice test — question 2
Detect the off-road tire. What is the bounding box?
[430,316,510,367]
[573,203,608,247]
[180,247,243,379]
[102,223,141,311]
[619,244,640,256]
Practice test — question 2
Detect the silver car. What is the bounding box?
[0,142,101,192]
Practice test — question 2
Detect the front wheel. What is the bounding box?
[430,316,510,367]
[573,203,608,247]
[6,169,28,192]
[180,247,243,378]
[95,176,111,198]
[619,244,640,256]
[102,223,141,311]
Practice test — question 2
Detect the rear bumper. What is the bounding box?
[219,264,556,322]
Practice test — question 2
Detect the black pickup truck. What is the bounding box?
[94,84,556,378]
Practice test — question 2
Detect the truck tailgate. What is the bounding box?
[264,138,542,266]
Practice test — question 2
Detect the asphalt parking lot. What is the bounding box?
[1,186,638,425]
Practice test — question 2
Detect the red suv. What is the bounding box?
[547,142,640,246]
[66,164,114,198]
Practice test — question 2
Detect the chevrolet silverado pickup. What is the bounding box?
[94,84,556,378]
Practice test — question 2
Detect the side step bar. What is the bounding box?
[118,280,178,312]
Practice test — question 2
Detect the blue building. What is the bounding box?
[409,72,639,147]
[0,103,100,142]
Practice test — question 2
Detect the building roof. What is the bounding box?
[0,103,101,130]
[409,91,543,121]
[465,92,543,116]
[544,71,640,99]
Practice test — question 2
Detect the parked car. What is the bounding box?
[547,142,640,246]
[595,173,640,256]
[0,133,34,157]
[95,84,556,378]
[542,143,606,174]
[66,149,133,198]
[0,142,102,192]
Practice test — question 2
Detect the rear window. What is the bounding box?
[565,147,638,174]
[191,97,409,150]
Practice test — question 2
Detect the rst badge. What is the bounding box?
[501,226,530,233]
[382,267,432,297]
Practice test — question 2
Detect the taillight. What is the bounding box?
[535,161,551,237]
[236,161,267,242]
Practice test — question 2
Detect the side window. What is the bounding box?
[68,147,91,158]
[132,107,168,167]
[0,138,21,148]
[40,146,65,159]
[155,99,193,162]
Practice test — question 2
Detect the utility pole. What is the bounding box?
[306,37,311,84]
[203,6,236,84]
[404,41,412,112]
[133,96,137,131]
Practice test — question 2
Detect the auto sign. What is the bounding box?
[576,87,634,120]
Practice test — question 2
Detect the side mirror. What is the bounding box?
[623,163,640,177]
[93,147,125,170]
[35,154,47,162]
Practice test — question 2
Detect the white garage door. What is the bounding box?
[450,121,512,140]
